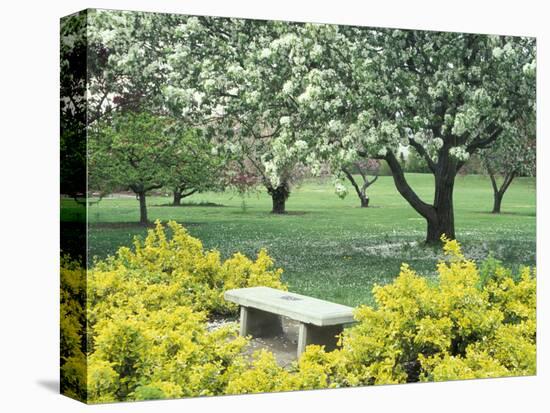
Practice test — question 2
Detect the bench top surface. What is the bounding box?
[224,286,355,326]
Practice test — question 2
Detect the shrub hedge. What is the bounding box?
[61,223,536,402]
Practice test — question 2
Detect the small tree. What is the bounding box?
[166,129,223,206]
[341,159,380,207]
[481,115,536,213]
[89,112,178,224]
[222,159,262,211]
[165,18,312,214]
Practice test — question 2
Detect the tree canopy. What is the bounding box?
[86,11,536,238]
[89,112,197,224]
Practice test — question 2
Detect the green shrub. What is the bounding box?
[273,236,536,387]
[61,225,535,402]
[61,221,286,403]
[60,257,87,401]
[223,237,536,390]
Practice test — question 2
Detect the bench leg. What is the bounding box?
[239,306,283,338]
[297,323,343,357]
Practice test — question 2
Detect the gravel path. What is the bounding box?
[207,317,301,368]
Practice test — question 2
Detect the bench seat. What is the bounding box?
[224,286,356,357]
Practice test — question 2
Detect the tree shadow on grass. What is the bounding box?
[474,211,535,217]
[277,211,308,216]
[89,221,203,229]
[153,201,226,208]
[227,210,308,216]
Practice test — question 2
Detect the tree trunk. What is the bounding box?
[342,166,374,208]
[172,187,198,206]
[425,157,456,244]
[173,189,183,206]
[359,193,370,208]
[426,201,455,244]
[268,183,290,214]
[489,170,516,214]
[137,191,148,225]
[384,150,455,245]
[492,192,503,214]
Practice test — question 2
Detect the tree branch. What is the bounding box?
[342,166,362,198]
[384,150,435,220]
[500,170,517,195]
[181,189,198,198]
[408,138,436,174]
[466,124,503,154]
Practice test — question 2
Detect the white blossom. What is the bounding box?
[328,119,344,133]
[294,140,308,152]
[413,132,425,144]
[449,146,470,161]
[192,90,205,106]
[334,179,348,199]
[523,61,536,76]
[503,42,514,56]
[310,44,323,58]
[183,17,201,33]
[203,78,216,90]
[282,80,294,95]
[260,48,272,60]
[279,116,291,126]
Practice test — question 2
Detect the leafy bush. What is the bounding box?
[277,236,535,386]
[89,220,286,318]
[225,346,337,394]
[61,227,535,403]
[61,221,285,403]
[87,307,248,402]
[222,237,535,391]
[60,257,87,401]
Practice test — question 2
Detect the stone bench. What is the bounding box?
[224,286,356,357]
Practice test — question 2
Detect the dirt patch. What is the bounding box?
[243,318,300,368]
[207,317,300,368]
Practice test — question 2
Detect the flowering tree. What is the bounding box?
[87,11,225,210]
[292,27,536,243]
[164,17,317,214]
[86,12,536,234]
[86,10,182,123]
[480,114,536,213]
[341,160,380,207]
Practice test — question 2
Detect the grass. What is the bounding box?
[62,173,536,307]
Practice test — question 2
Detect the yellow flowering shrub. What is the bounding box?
[60,257,87,401]
[91,220,285,316]
[61,221,286,403]
[225,350,294,394]
[87,306,248,403]
[225,346,339,395]
[61,227,536,402]
[283,236,536,386]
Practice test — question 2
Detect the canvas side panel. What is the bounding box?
[60,9,89,403]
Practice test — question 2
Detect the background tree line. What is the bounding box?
[64,10,536,242]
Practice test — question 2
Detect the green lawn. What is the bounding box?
[62,173,536,307]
